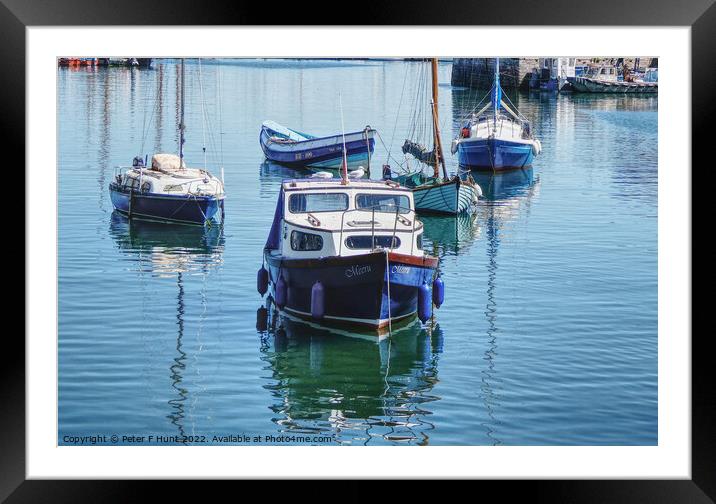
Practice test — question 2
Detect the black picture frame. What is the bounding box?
[7,0,709,501]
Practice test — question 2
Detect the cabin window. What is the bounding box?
[288,193,348,213]
[345,235,401,250]
[355,194,411,214]
[291,230,323,251]
[416,233,423,250]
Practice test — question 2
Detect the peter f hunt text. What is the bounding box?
[62,434,336,444]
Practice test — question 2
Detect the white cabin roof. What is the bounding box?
[281,178,412,193]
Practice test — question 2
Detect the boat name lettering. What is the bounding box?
[391,265,410,274]
[345,265,372,278]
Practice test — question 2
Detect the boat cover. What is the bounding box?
[262,120,310,142]
[264,188,285,250]
[151,153,186,171]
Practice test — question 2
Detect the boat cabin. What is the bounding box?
[113,153,224,197]
[585,65,619,82]
[265,179,425,259]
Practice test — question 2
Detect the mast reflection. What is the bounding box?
[473,167,539,445]
[109,215,224,441]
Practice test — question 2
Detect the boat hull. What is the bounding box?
[264,250,437,330]
[457,137,535,171]
[411,177,478,215]
[260,126,375,170]
[569,77,657,93]
[109,183,221,225]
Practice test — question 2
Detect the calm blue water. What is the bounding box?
[58,59,657,445]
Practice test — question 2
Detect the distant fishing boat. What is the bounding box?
[109,59,225,226]
[385,58,481,215]
[259,120,375,171]
[570,65,657,93]
[452,57,542,171]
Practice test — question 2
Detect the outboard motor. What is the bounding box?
[382,164,392,180]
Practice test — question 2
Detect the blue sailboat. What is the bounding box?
[260,120,375,171]
[452,58,542,171]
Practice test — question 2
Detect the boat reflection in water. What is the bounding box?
[257,311,444,445]
[420,212,481,258]
[109,213,224,442]
[474,167,538,445]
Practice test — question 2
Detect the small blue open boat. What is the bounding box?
[260,120,375,170]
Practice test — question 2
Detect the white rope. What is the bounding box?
[385,250,392,337]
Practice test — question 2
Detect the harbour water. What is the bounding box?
[58,59,657,445]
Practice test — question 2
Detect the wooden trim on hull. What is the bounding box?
[265,249,438,270]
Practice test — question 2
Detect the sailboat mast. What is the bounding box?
[179,58,186,165]
[430,57,448,179]
[339,93,348,185]
[493,57,501,126]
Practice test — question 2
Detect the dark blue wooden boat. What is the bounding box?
[259,120,375,170]
[257,178,443,334]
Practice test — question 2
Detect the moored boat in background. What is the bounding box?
[109,59,225,226]
[569,65,657,93]
[385,58,481,214]
[260,120,375,171]
[453,58,542,171]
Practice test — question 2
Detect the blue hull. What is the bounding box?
[260,126,375,170]
[458,138,535,171]
[109,184,221,225]
[265,251,436,330]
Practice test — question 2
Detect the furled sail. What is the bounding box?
[402,139,437,166]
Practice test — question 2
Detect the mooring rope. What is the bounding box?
[385,250,392,337]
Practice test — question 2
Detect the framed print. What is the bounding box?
[9,0,710,500]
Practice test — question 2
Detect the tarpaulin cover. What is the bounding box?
[264,188,284,250]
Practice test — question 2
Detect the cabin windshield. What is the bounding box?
[288,192,349,213]
[356,193,411,214]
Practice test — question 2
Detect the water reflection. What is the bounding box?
[258,314,443,445]
[421,213,481,258]
[475,167,538,445]
[108,215,224,440]
[109,213,225,276]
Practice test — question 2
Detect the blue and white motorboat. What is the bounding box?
[257,177,443,334]
[452,58,542,171]
[259,120,375,171]
[109,59,225,226]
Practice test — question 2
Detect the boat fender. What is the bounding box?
[310,281,325,320]
[532,139,542,155]
[275,275,287,309]
[432,276,445,309]
[451,139,459,155]
[256,306,269,332]
[418,282,432,323]
[257,267,269,296]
